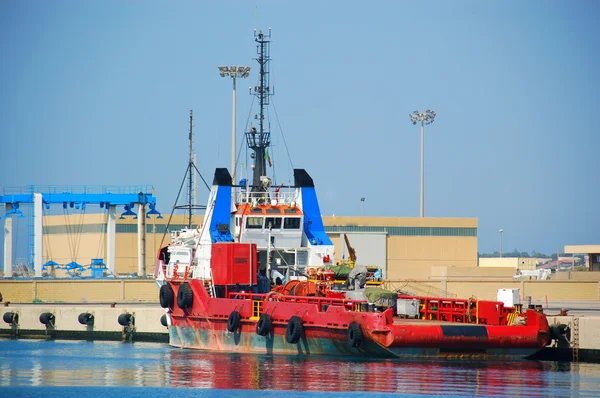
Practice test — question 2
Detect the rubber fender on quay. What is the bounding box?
[285,316,304,344]
[227,311,241,333]
[160,314,169,328]
[347,322,364,348]
[177,282,193,309]
[118,313,134,326]
[39,312,55,325]
[3,312,18,325]
[550,323,571,342]
[159,284,174,308]
[78,313,94,325]
[256,313,273,336]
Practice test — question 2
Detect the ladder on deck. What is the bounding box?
[204,269,216,298]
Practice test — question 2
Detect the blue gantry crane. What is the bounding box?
[1,185,160,278]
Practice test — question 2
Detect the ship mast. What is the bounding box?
[187,110,194,227]
[169,110,209,229]
[246,28,272,192]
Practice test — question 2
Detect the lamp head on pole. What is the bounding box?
[218,65,251,79]
[499,228,504,233]
[409,109,436,126]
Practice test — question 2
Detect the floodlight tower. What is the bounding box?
[218,65,251,185]
[409,109,436,217]
[245,28,273,191]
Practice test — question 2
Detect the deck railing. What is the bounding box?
[236,189,298,206]
[227,291,365,312]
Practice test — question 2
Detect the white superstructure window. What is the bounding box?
[246,217,263,229]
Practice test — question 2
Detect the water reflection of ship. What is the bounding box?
[165,349,559,394]
[0,341,590,394]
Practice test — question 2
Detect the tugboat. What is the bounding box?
[155,30,552,359]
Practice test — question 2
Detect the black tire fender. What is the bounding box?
[177,282,193,310]
[285,316,304,344]
[39,312,55,325]
[118,313,133,326]
[550,323,570,342]
[256,313,273,336]
[160,314,169,328]
[78,313,94,325]
[348,322,364,348]
[159,284,175,308]
[3,312,18,325]
[227,311,241,333]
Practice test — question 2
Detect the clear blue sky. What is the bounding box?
[0,1,598,259]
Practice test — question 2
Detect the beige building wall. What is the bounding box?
[478,257,536,270]
[551,272,600,281]
[40,214,203,277]
[0,280,159,303]
[386,236,477,279]
[431,266,515,279]
[323,216,478,280]
[36,214,476,280]
[565,245,600,254]
[565,245,600,272]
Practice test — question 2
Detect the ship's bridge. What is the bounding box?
[234,204,303,250]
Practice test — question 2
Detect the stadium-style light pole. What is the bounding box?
[409,109,436,217]
[360,197,365,216]
[218,66,251,185]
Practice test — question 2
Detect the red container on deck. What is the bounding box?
[210,243,257,286]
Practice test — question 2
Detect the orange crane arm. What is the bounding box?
[344,234,357,264]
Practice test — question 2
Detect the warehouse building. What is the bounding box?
[37,213,478,281]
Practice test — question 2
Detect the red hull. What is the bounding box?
[163,279,551,359]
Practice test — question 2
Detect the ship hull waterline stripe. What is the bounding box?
[168,325,541,360]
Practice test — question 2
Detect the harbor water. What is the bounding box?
[1,339,599,397]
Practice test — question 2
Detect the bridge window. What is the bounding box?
[265,217,282,229]
[283,217,301,229]
[246,217,263,229]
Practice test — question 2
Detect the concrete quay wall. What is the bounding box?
[1,279,599,360]
[2,303,599,352]
[547,315,600,352]
[1,303,168,341]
